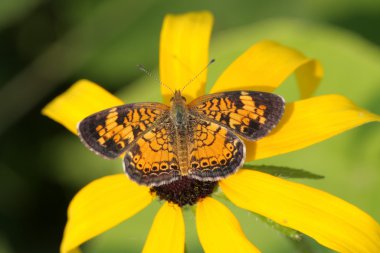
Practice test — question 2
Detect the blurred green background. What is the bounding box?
[0,0,380,252]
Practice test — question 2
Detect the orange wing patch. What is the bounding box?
[96,107,159,148]
[187,120,245,181]
[123,123,181,186]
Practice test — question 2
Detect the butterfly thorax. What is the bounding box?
[170,90,188,126]
[170,90,190,175]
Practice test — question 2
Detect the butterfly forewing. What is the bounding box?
[78,103,169,159]
[187,118,245,181]
[189,91,285,141]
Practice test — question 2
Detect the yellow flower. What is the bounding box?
[42,11,380,253]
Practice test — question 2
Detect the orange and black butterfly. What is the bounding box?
[78,89,285,186]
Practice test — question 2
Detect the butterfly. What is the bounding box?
[78,88,285,187]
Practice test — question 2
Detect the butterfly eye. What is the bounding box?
[170,97,174,102]
[181,96,186,101]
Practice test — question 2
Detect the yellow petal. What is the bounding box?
[143,203,185,253]
[60,174,152,253]
[247,94,380,161]
[196,197,260,253]
[211,40,323,98]
[160,11,213,103]
[220,170,380,253]
[295,59,323,98]
[42,79,123,134]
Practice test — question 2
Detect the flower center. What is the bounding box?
[150,177,218,206]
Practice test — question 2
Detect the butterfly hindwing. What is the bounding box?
[123,121,181,186]
[78,103,169,159]
[187,118,245,181]
[189,91,285,141]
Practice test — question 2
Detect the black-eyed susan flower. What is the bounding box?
[43,11,380,253]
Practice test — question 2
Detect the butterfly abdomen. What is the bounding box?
[176,126,190,175]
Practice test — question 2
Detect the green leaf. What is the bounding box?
[243,164,324,179]
[287,236,318,253]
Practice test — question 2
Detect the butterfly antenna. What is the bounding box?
[137,64,174,94]
[181,59,215,92]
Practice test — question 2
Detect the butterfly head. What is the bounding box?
[170,90,187,104]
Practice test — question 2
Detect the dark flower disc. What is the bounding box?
[150,177,218,206]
